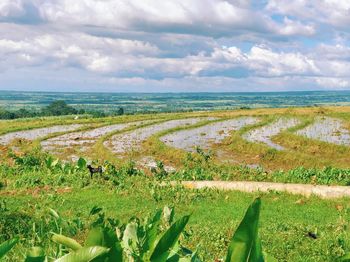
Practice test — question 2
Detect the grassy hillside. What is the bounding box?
[1,106,350,261]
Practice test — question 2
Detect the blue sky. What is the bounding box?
[0,0,350,92]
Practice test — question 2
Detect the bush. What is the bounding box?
[42,100,78,116]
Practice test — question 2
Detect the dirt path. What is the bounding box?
[178,180,350,199]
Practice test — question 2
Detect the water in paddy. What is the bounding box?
[161,117,259,151]
[105,118,216,154]
[0,124,83,145]
[243,118,300,150]
[296,117,350,146]
[41,120,154,152]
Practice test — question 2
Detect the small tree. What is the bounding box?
[42,100,78,116]
[117,107,124,115]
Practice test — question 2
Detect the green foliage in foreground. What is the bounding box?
[174,149,350,186]
[1,151,350,261]
[1,198,278,261]
[0,238,19,259]
[2,180,350,261]
[2,149,350,193]
[2,151,141,189]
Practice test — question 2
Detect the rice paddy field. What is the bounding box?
[1,105,350,261]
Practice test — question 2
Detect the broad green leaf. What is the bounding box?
[164,242,181,262]
[167,244,201,262]
[142,209,162,256]
[104,229,123,262]
[85,227,122,262]
[190,250,202,262]
[85,227,106,247]
[77,157,87,170]
[250,236,263,262]
[0,237,18,259]
[150,215,190,262]
[54,246,109,262]
[225,198,263,262]
[122,222,138,256]
[25,246,46,262]
[52,233,82,251]
[45,156,53,168]
[341,253,350,261]
[89,206,103,216]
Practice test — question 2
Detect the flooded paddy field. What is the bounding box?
[105,118,215,154]
[296,117,350,146]
[41,120,153,153]
[1,106,349,171]
[160,117,258,151]
[0,124,83,145]
[243,118,300,150]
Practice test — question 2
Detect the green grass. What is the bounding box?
[2,106,350,261]
[1,178,350,261]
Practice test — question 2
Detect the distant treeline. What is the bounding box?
[0,100,124,120]
[0,100,253,120]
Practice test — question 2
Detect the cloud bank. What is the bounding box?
[0,0,349,92]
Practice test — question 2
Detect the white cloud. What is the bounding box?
[0,0,24,18]
[2,28,350,91]
[0,0,314,38]
[0,0,349,91]
[0,30,160,73]
[247,46,319,76]
[316,77,350,88]
[266,0,350,30]
[277,17,315,36]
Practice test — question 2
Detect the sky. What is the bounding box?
[0,0,350,92]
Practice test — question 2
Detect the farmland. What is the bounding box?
[1,106,350,261]
[2,90,350,114]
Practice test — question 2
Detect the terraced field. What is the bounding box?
[0,124,84,145]
[41,119,155,160]
[296,117,350,145]
[160,117,259,151]
[243,118,300,150]
[104,117,215,155]
[2,107,350,261]
[1,108,350,170]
